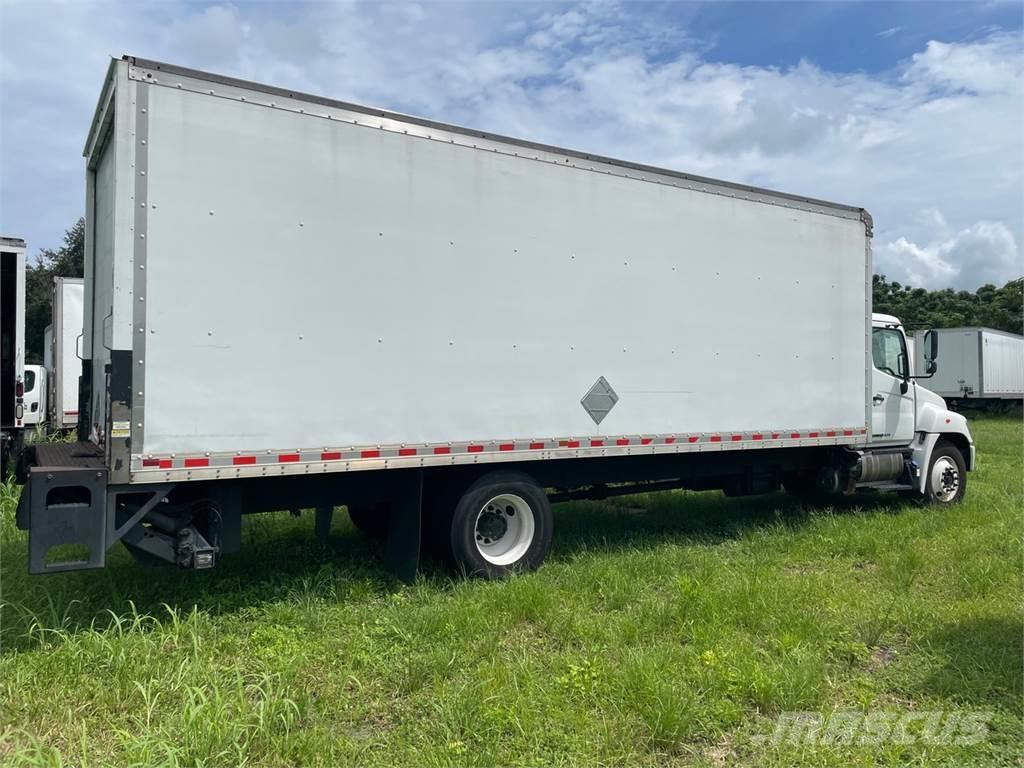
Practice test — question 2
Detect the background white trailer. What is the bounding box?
[914,327,1024,400]
[50,277,84,430]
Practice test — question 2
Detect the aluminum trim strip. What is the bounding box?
[131,83,149,454]
[129,427,868,484]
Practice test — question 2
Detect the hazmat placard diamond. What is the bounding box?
[580,376,619,425]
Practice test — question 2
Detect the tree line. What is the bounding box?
[25,218,84,364]
[21,218,1024,363]
[873,274,1022,334]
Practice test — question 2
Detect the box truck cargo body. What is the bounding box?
[1,236,27,478]
[16,57,975,577]
[913,328,1024,402]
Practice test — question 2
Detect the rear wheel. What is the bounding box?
[347,503,389,538]
[782,469,818,497]
[447,471,552,578]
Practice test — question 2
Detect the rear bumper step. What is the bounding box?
[20,466,109,573]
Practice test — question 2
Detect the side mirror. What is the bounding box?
[922,330,938,375]
[924,329,938,362]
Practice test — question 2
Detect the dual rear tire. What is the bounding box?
[346,502,390,538]
[444,471,553,578]
[347,471,553,578]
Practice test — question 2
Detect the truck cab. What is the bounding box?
[21,364,46,427]
[869,313,975,499]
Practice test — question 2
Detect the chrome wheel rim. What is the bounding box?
[930,456,960,502]
[474,493,535,566]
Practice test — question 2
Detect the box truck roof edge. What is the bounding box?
[110,55,872,230]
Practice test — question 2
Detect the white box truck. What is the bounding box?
[913,328,1024,405]
[1,236,27,479]
[16,56,975,578]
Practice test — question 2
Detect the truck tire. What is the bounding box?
[447,471,552,578]
[918,441,967,505]
[782,469,818,497]
[347,503,389,538]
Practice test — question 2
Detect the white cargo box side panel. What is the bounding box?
[918,329,981,398]
[980,330,1024,397]
[84,59,136,443]
[88,136,117,426]
[55,279,85,426]
[140,84,868,456]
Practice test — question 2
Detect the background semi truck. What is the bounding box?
[15,56,974,578]
[913,327,1024,405]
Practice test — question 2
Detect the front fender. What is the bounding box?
[916,401,969,436]
[910,404,975,493]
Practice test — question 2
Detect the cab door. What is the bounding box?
[871,327,915,444]
[22,365,46,426]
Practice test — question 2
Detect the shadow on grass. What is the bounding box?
[551,486,908,555]
[916,616,1024,707]
[0,487,908,652]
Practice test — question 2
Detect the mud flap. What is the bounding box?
[25,467,108,573]
[384,471,422,584]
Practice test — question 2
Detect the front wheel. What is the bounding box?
[448,471,553,578]
[918,442,967,505]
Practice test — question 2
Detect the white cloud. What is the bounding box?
[0,1,1021,290]
[905,36,1022,93]
[877,220,1021,289]
[878,26,903,38]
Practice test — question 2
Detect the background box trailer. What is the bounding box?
[49,277,85,430]
[16,56,973,578]
[18,279,84,432]
[1,236,27,479]
[914,327,1024,402]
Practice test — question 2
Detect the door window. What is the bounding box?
[872,328,908,378]
[24,368,36,394]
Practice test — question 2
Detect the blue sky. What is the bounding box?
[0,0,1021,289]
[685,1,1021,71]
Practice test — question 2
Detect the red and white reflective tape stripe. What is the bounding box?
[133,427,868,472]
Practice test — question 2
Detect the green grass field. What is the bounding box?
[1,417,1021,767]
